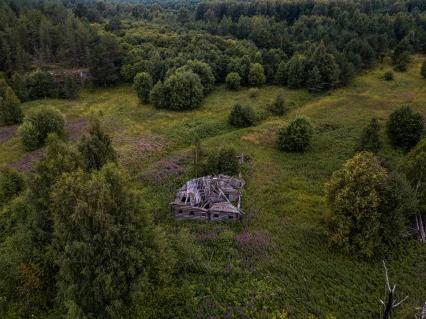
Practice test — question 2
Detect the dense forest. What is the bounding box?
[0,0,426,318]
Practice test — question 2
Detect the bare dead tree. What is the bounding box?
[380,261,408,319]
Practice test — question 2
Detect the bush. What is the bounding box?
[421,59,426,79]
[0,167,25,206]
[326,152,416,257]
[226,72,241,90]
[269,94,287,116]
[248,63,266,87]
[358,118,380,153]
[151,71,204,111]
[0,80,23,125]
[26,69,55,100]
[383,71,394,81]
[277,118,313,152]
[133,72,153,103]
[399,137,426,212]
[59,75,79,99]
[19,107,64,151]
[177,60,215,95]
[386,105,424,150]
[78,118,117,171]
[204,147,239,176]
[229,103,255,127]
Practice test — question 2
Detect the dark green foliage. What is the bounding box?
[26,70,55,100]
[277,118,313,152]
[133,72,153,103]
[152,71,203,111]
[379,172,416,252]
[228,103,255,127]
[384,71,394,81]
[326,153,417,257]
[204,147,239,176]
[400,138,426,213]
[358,118,381,153]
[19,108,64,151]
[59,75,79,99]
[52,164,170,319]
[386,106,424,150]
[286,55,307,88]
[248,63,265,87]
[307,42,340,91]
[269,94,287,116]
[0,167,25,206]
[78,118,117,171]
[421,59,426,79]
[225,72,241,90]
[0,80,23,125]
[89,34,122,86]
[177,60,215,94]
[150,81,169,109]
[10,72,29,102]
[275,61,287,85]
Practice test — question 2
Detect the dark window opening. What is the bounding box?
[228,215,233,219]
[213,214,219,218]
[181,196,186,202]
[189,211,194,216]
[178,210,183,214]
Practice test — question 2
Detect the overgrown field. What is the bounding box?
[1,57,425,318]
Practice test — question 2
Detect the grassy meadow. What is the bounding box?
[1,57,425,318]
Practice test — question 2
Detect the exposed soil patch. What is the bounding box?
[11,149,43,172]
[0,125,17,144]
[65,118,88,142]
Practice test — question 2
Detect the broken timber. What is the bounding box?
[171,175,244,221]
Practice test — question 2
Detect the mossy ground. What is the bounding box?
[1,57,425,318]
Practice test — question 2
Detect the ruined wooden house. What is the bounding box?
[171,175,244,221]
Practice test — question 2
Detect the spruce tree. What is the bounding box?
[0,84,23,125]
[52,164,169,319]
[78,118,117,171]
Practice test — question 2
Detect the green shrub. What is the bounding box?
[19,107,64,151]
[269,94,287,116]
[386,105,424,150]
[277,118,313,152]
[78,118,117,171]
[358,118,380,153]
[26,69,55,99]
[59,75,79,99]
[0,80,23,125]
[229,103,255,127]
[204,147,239,176]
[421,59,426,79]
[151,71,204,111]
[326,152,416,258]
[248,63,266,87]
[133,72,153,103]
[399,137,426,213]
[383,71,394,81]
[226,72,241,90]
[0,167,25,206]
[177,60,215,94]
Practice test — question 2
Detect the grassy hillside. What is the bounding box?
[1,57,425,318]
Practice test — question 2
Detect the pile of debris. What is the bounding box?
[171,175,245,221]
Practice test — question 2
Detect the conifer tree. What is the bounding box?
[78,118,117,171]
[0,83,23,125]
